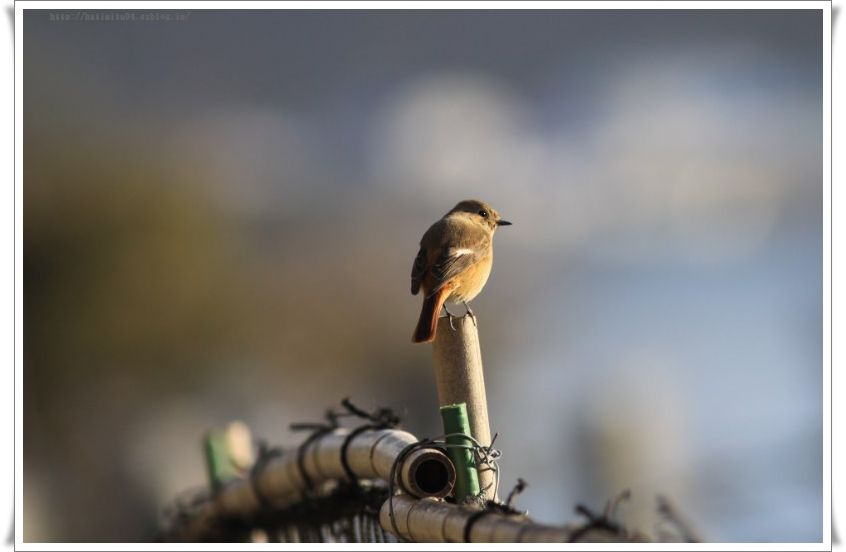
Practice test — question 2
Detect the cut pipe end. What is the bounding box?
[400,448,456,499]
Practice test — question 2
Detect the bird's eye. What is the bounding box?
[478,210,489,218]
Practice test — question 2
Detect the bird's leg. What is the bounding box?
[463,301,477,327]
[442,304,458,331]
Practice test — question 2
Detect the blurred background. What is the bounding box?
[23,8,822,542]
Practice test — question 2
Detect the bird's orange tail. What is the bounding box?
[413,288,449,343]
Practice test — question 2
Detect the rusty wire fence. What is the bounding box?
[160,398,697,544]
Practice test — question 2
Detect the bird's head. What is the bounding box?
[448,199,512,232]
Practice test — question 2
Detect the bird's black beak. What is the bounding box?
[497,220,512,226]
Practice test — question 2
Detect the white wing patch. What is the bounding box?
[450,248,475,257]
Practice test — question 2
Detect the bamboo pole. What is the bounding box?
[203,421,254,492]
[166,428,455,541]
[379,495,633,543]
[203,430,238,492]
[432,314,496,499]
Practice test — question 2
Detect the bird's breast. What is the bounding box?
[448,253,493,303]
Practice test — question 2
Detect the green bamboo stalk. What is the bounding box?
[203,429,238,492]
[439,403,480,500]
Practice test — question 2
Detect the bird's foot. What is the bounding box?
[463,301,477,327]
[443,305,458,331]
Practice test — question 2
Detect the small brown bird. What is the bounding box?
[411,199,511,343]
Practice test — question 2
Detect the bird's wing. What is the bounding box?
[428,238,488,296]
[411,247,427,295]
